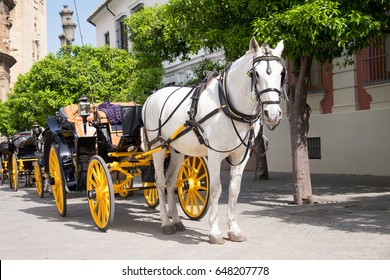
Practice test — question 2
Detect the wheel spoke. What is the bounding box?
[196,173,207,181]
[194,189,206,205]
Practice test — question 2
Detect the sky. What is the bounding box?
[47,0,105,54]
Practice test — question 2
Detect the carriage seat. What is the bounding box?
[62,102,137,145]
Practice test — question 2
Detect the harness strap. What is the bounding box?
[146,87,195,148]
[257,88,283,101]
[179,107,222,146]
[218,66,261,123]
[188,86,202,121]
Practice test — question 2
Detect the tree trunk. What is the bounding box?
[289,56,314,205]
[253,125,269,180]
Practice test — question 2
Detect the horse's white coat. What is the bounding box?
[141,38,284,244]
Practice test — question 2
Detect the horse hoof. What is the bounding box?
[173,222,186,232]
[161,225,175,235]
[209,235,225,245]
[228,232,247,242]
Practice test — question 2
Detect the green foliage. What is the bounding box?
[126,0,389,65]
[185,58,225,86]
[0,45,163,135]
[253,0,388,63]
[126,0,267,61]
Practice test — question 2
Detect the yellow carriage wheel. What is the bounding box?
[9,154,19,191]
[177,156,210,220]
[33,161,44,198]
[143,182,159,208]
[49,146,67,217]
[87,155,115,232]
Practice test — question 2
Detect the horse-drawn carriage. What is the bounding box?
[1,128,41,191]
[35,97,210,231]
[33,37,284,244]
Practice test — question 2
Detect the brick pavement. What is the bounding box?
[0,171,389,260]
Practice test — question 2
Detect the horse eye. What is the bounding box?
[255,71,260,78]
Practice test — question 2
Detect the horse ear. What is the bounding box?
[273,40,284,57]
[249,37,260,54]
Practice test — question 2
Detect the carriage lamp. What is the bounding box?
[32,122,40,138]
[78,94,90,134]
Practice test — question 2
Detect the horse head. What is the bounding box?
[249,37,285,130]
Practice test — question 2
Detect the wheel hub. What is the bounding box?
[87,189,96,200]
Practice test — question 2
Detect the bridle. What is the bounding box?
[248,53,287,105]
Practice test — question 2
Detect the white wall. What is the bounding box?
[258,99,390,176]
[91,0,166,48]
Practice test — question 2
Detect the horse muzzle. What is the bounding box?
[263,105,282,129]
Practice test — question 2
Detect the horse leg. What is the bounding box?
[152,150,175,235]
[227,161,247,242]
[165,151,186,232]
[207,153,225,244]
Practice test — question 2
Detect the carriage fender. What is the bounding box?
[45,117,74,170]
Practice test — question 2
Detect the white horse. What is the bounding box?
[141,37,284,244]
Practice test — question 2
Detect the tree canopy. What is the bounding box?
[126,0,265,62]
[254,0,388,63]
[0,45,163,135]
[126,0,389,63]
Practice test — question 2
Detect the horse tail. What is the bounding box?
[140,127,149,152]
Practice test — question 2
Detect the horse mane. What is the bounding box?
[197,70,219,93]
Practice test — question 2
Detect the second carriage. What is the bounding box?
[1,128,40,191]
[35,97,210,231]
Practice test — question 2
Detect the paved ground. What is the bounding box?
[0,171,389,260]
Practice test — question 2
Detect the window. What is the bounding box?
[131,3,144,14]
[116,16,128,50]
[104,32,110,46]
[361,35,390,85]
[308,137,321,159]
[307,61,326,93]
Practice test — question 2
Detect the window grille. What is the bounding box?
[308,137,321,159]
[361,35,390,85]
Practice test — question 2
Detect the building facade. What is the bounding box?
[0,0,16,102]
[9,0,47,90]
[87,0,224,85]
[88,0,390,176]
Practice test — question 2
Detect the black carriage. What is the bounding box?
[4,128,41,191]
[37,98,209,231]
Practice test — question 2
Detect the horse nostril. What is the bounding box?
[264,110,269,119]
[278,111,282,119]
